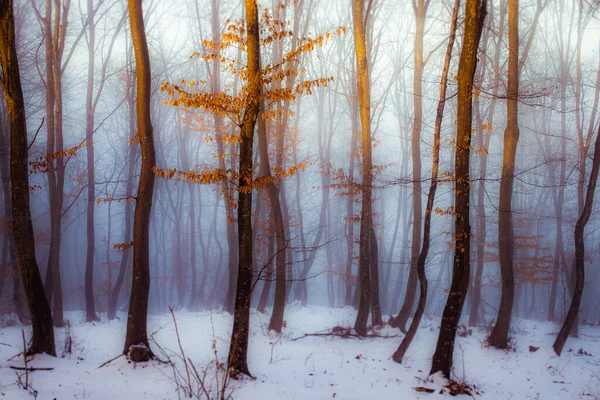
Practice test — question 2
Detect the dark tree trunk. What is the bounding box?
[123,0,155,360]
[488,0,519,349]
[393,0,459,364]
[257,227,274,313]
[0,101,28,322]
[430,0,486,378]
[553,104,600,356]
[227,0,260,379]
[0,0,56,356]
[468,7,496,326]
[352,0,377,336]
[108,69,136,320]
[187,180,199,310]
[394,0,428,334]
[84,0,100,322]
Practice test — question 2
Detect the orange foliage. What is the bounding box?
[29,142,86,174]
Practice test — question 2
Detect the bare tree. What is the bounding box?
[430,0,487,378]
[393,0,459,364]
[123,0,155,360]
[488,0,519,349]
[0,0,56,356]
[393,0,430,334]
[352,0,380,335]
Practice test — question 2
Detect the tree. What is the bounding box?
[393,0,460,364]
[430,0,486,378]
[0,0,56,356]
[107,61,136,320]
[83,0,100,323]
[30,0,79,327]
[352,0,381,336]
[225,0,260,378]
[159,0,342,373]
[553,91,600,356]
[123,0,155,360]
[392,0,430,334]
[84,0,125,323]
[488,0,519,349]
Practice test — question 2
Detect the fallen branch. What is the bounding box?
[97,354,124,369]
[291,332,399,341]
[10,366,54,372]
[413,387,435,393]
[6,352,23,362]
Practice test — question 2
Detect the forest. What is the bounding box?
[0,0,600,398]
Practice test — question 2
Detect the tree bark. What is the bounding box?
[488,0,519,349]
[352,0,378,335]
[227,0,260,379]
[393,0,459,364]
[430,0,486,378]
[0,0,56,356]
[257,226,274,313]
[108,67,136,320]
[123,0,155,359]
[0,98,28,322]
[394,0,428,334]
[84,0,100,322]
[552,87,600,357]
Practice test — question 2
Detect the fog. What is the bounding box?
[1,0,600,395]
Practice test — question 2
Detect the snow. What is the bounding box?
[0,306,598,399]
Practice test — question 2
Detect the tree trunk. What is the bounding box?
[108,68,136,320]
[345,100,358,307]
[0,101,28,322]
[227,0,260,379]
[352,0,377,335]
[488,0,519,349]
[123,0,155,360]
[0,0,56,356]
[430,0,486,378]
[84,0,100,322]
[467,3,497,326]
[393,0,459,364]
[553,91,600,357]
[394,0,427,333]
[257,226,274,313]
[256,98,287,332]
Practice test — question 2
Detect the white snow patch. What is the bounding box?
[0,306,597,399]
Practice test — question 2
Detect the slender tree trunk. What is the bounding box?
[203,0,239,314]
[256,96,287,332]
[549,0,568,324]
[394,0,428,333]
[467,4,497,326]
[257,226,274,313]
[488,0,519,349]
[553,114,600,355]
[227,0,260,378]
[0,107,27,322]
[123,0,155,359]
[430,0,486,378]
[352,0,377,335]
[187,177,199,310]
[255,40,287,333]
[552,61,600,356]
[345,100,358,306]
[108,70,136,320]
[393,0,459,363]
[0,0,56,356]
[84,0,100,322]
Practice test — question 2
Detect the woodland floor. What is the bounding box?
[0,305,598,399]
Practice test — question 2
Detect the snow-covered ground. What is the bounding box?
[0,306,598,399]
